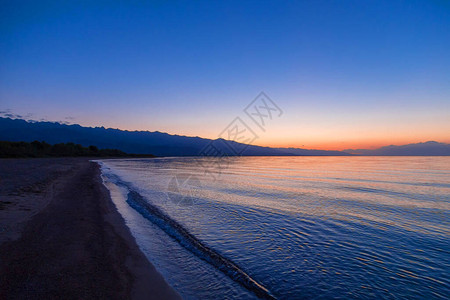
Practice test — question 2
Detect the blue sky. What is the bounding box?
[1,0,449,149]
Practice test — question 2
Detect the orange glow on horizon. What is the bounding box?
[256,138,450,151]
[72,117,450,152]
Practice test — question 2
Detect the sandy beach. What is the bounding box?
[0,158,180,300]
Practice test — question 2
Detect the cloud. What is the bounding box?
[57,120,71,125]
[0,110,26,119]
[0,110,75,125]
[0,109,12,114]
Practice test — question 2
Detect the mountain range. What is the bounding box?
[0,117,448,156]
[345,141,450,156]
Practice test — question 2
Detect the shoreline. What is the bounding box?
[0,158,180,299]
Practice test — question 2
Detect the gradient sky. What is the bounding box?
[1,0,449,150]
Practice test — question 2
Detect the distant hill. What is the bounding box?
[345,141,450,156]
[0,117,350,156]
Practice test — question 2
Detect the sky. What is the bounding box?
[1,0,449,150]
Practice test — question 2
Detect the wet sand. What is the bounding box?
[0,158,180,299]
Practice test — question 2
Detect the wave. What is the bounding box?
[101,166,275,299]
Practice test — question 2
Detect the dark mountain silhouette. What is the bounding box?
[345,141,450,156]
[0,117,350,156]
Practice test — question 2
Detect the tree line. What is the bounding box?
[0,141,155,158]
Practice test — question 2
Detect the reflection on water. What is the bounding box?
[100,157,450,299]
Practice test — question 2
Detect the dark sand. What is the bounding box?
[0,158,180,300]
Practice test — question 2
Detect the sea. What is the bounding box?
[97,156,449,299]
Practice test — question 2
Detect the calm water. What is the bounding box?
[98,157,450,299]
